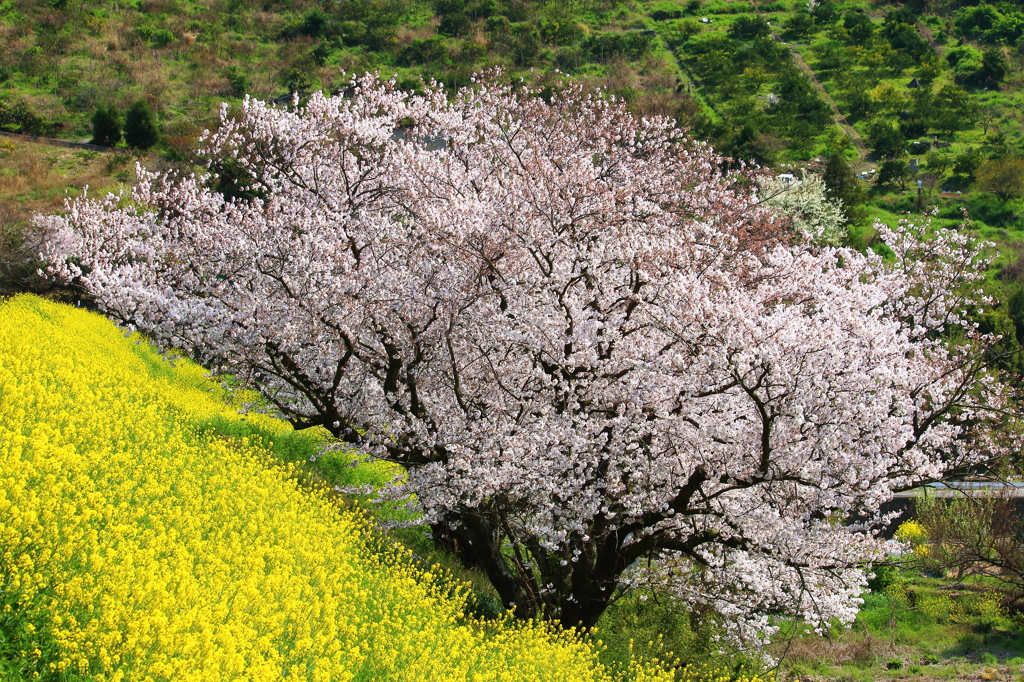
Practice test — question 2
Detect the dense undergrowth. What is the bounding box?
[0,294,681,682]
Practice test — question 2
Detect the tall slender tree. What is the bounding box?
[823,150,866,226]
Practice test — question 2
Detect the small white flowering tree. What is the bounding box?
[42,74,1020,640]
[758,171,846,246]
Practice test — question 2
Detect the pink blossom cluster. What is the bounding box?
[41,73,1020,638]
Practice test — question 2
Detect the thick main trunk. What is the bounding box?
[431,511,540,620]
[552,579,620,629]
[432,511,627,628]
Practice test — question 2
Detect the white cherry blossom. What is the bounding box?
[41,73,1021,640]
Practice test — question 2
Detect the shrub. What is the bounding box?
[282,67,316,95]
[730,15,771,40]
[89,103,122,146]
[582,31,654,61]
[224,65,250,96]
[135,25,176,47]
[0,99,46,136]
[123,98,160,150]
[895,519,929,557]
[438,12,472,37]
[400,36,450,65]
[868,564,904,592]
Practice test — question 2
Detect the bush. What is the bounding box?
[299,8,331,37]
[400,36,450,65]
[282,67,316,94]
[868,120,906,159]
[947,45,1006,87]
[953,147,982,179]
[123,98,160,150]
[868,564,904,592]
[729,15,771,40]
[438,12,472,37]
[135,25,176,47]
[0,99,46,136]
[877,158,912,189]
[782,13,814,41]
[582,31,654,62]
[90,103,122,147]
[224,66,250,96]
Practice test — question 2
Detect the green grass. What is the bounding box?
[777,568,1024,681]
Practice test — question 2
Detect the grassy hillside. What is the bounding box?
[1,0,1020,158]
[2,0,1022,263]
[0,294,676,682]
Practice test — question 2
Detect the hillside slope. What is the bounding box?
[0,294,671,682]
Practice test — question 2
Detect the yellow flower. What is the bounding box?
[0,295,672,682]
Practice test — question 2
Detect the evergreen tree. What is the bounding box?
[123,99,160,150]
[90,104,122,147]
[822,151,865,226]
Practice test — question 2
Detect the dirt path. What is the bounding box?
[784,43,870,164]
[0,130,114,153]
[745,0,870,165]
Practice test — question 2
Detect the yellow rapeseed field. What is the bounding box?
[0,295,675,682]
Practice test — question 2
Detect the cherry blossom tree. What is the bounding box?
[758,171,846,246]
[42,74,1020,640]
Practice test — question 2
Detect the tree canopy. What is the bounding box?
[42,74,1022,642]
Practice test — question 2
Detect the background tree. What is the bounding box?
[90,104,122,147]
[975,156,1024,202]
[782,12,814,41]
[953,147,983,181]
[729,15,771,40]
[822,150,866,225]
[123,99,160,150]
[42,75,1021,641]
[931,83,980,135]
[868,119,906,159]
[915,492,1024,609]
[758,172,846,245]
[877,158,913,190]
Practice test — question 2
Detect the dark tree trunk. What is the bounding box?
[433,511,632,628]
[431,508,541,620]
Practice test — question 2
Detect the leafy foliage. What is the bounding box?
[89,103,121,147]
[758,172,846,245]
[976,157,1024,202]
[123,99,159,150]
